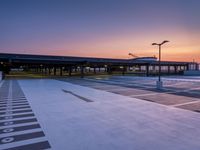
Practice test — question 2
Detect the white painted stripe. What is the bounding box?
[130,91,177,97]
[0,105,30,110]
[0,136,48,150]
[163,78,200,82]
[0,112,34,117]
[0,108,32,113]
[171,101,200,107]
[0,80,4,88]
[0,128,42,138]
[0,122,38,130]
[0,116,36,123]
[85,78,154,89]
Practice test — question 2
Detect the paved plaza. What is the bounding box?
[0,76,200,150]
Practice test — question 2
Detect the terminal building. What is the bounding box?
[0,53,199,77]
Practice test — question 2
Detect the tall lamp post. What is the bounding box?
[152,40,169,89]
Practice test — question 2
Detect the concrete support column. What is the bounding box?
[45,67,47,75]
[107,66,112,74]
[152,65,155,74]
[174,66,178,74]
[74,67,77,73]
[178,66,180,72]
[48,68,51,75]
[186,64,189,71]
[184,66,187,71]
[69,66,72,76]
[41,67,44,74]
[168,66,170,74]
[105,67,107,72]
[146,65,149,76]
[122,66,126,76]
[60,67,63,76]
[81,66,84,78]
[138,66,141,72]
[54,67,56,76]
[196,64,199,70]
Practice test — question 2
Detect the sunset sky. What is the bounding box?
[0,0,200,62]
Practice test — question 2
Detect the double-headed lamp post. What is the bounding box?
[152,40,169,89]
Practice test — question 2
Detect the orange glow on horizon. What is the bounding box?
[1,25,199,63]
[44,27,200,63]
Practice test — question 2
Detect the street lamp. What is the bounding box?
[152,40,169,89]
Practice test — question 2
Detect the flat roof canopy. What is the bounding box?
[0,53,193,67]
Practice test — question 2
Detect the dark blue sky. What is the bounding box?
[0,0,200,61]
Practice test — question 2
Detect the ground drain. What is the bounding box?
[141,98,155,102]
[62,89,93,102]
[194,110,200,113]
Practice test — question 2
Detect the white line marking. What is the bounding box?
[170,101,200,107]
[130,91,177,97]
